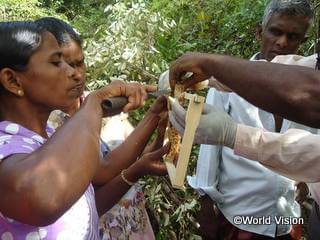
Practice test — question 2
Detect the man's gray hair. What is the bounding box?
[262,0,313,28]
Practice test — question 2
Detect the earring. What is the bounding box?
[17,90,24,96]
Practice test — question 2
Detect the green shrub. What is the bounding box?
[2,0,318,238]
[84,0,175,90]
[0,0,60,21]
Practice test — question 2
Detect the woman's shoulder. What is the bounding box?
[0,121,49,162]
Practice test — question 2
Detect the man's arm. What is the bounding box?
[169,101,320,183]
[170,53,320,128]
[234,124,320,183]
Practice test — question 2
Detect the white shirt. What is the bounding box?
[188,54,319,237]
[234,54,320,204]
[235,125,320,204]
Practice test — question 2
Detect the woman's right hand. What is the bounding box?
[94,95,169,185]
[91,81,157,113]
[132,143,169,178]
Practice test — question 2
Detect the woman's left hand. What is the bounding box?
[125,114,169,181]
[135,144,169,177]
[138,115,169,176]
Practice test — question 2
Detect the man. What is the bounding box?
[169,87,320,238]
[178,0,313,239]
[168,54,320,127]
[168,21,320,240]
[255,0,310,62]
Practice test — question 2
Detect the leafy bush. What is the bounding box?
[83,0,175,90]
[0,0,59,21]
[80,1,318,238]
[149,0,265,60]
[2,0,318,238]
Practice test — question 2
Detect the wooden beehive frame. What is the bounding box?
[165,92,205,189]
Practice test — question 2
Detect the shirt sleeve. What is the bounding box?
[234,124,320,183]
[0,136,38,162]
[271,54,317,69]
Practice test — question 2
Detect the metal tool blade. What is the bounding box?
[147,89,171,98]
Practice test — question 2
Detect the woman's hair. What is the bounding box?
[0,21,46,71]
[35,17,82,47]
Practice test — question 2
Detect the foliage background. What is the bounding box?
[1,0,318,239]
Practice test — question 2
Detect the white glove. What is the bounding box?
[158,70,171,91]
[158,70,209,91]
[168,100,237,148]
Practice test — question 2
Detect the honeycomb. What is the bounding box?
[165,84,185,163]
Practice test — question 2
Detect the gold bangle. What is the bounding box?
[120,169,135,186]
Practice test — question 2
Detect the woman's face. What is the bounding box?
[17,32,85,111]
[61,40,86,84]
[59,40,86,115]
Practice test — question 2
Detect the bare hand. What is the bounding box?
[169,52,215,89]
[93,81,157,112]
[137,101,169,177]
[146,95,168,116]
[137,144,169,176]
[142,115,168,155]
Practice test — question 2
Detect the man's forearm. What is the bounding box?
[210,55,320,127]
[234,124,320,183]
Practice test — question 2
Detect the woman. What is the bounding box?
[0,21,167,239]
[36,17,167,239]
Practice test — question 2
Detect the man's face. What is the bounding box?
[257,13,310,61]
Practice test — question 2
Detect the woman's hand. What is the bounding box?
[124,111,169,182]
[138,115,169,176]
[135,144,169,177]
[94,116,168,214]
[134,102,169,178]
[142,116,167,155]
[91,81,157,112]
[94,96,169,184]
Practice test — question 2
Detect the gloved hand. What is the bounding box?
[168,99,237,148]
